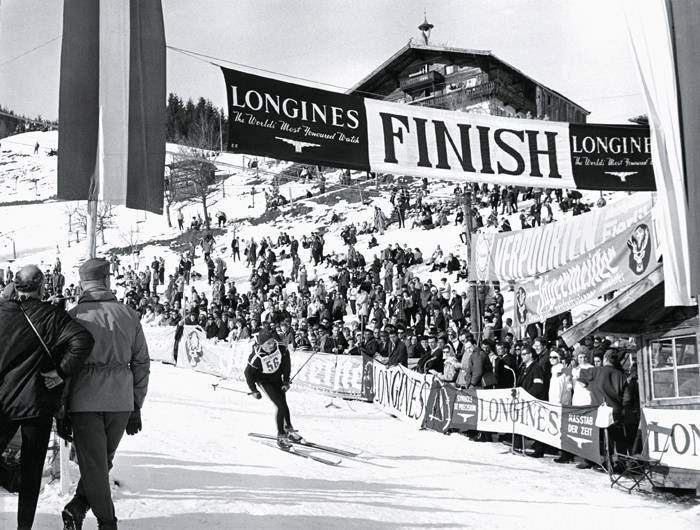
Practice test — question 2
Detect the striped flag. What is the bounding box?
[57,0,166,214]
[624,0,699,306]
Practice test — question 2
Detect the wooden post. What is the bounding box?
[462,190,481,341]
[86,199,98,259]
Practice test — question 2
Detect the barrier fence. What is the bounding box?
[144,326,611,464]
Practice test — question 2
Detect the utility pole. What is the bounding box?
[462,190,481,342]
[219,112,223,153]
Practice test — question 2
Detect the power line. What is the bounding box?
[166,45,382,98]
[0,35,62,68]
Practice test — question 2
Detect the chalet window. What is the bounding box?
[445,65,456,75]
[649,335,700,399]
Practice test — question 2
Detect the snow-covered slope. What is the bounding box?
[2,131,692,529]
[2,362,698,530]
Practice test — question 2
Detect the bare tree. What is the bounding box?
[170,116,221,230]
[74,203,115,245]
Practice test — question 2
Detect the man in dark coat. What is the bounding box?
[0,266,94,530]
[463,340,495,389]
[590,350,628,458]
[384,326,408,367]
[517,345,547,457]
[494,342,517,389]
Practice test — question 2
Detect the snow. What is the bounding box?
[1,131,698,528]
[2,362,698,529]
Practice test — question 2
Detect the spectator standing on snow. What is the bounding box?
[61,258,150,530]
[0,265,93,530]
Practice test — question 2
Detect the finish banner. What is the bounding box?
[371,361,434,424]
[642,408,700,471]
[513,212,657,327]
[422,382,603,464]
[471,193,653,282]
[222,67,655,191]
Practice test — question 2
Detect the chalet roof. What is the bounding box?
[560,265,698,346]
[349,42,589,114]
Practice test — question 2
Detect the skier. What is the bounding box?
[244,328,302,449]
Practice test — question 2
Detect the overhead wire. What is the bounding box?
[0,35,62,68]
[166,45,387,99]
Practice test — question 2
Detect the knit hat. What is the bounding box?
[257,328,276,345]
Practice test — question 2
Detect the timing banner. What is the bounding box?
[371,361,434,424]
[513,212,657,327]
[421,383,603,464]
[222,66,655,191]
[471,193,653,282]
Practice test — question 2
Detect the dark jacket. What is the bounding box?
[590,365,627,421]
[495,353,517,389]
[386,338,408,368]
[0,298,93,420]
[463,349,494,388]
[517,361,547,400]
[244,344,291,392]
[416,348,443,374]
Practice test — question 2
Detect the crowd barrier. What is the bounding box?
[144,325,365,398]
[144,326,610,463]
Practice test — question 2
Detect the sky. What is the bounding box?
[0,0,646,124]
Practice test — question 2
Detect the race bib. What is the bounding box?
[260,348,282,374]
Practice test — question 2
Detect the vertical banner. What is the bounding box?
[58,0,166,214]
[624,0,694,305]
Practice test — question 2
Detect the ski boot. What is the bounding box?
[62,494,90,530]
[285,428,304,443]
[277,433,292,450]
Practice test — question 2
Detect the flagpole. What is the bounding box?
[86,173,98,259]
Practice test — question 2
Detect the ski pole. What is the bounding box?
[289,348,321,383]
[211,382,254,395]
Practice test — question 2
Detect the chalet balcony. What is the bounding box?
[411,80,536,115]
[400,70,445,92]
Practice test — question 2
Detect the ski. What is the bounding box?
[248,432,360,457]
[250,438,341,466]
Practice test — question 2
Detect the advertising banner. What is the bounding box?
[222,66,655,191]
[420,385,602,463]
[422,380,478,432]
[172,326,365,397]
[222,67,369,170]
[471,193,653,282]
[143,325,178,364]
[568,123,656,191]
[642,408,700,471]
[513,212,657,326]
[371,361,434,424]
